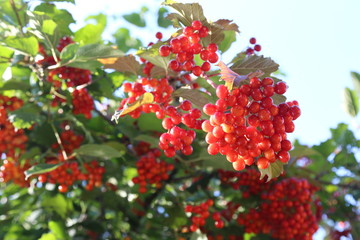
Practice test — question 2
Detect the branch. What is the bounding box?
[10,0,24,35]
[94,108,116,126]
[50,122,68,160]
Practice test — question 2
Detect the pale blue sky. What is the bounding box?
[52,0,360,146]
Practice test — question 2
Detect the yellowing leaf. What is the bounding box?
[213,19,240,32]
[103,55,140,75]
[218,61,241,90]
[98,57,118,64]
[164,1,207,28]
[112,92,154,122]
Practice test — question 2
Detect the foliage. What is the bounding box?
[0,1,359,240]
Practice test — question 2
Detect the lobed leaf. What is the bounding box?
[157,7,172,28]
[103,55,140,75]
[164,1,207,28]
[74,14,106,45]
[259,160,284,181]
[172,88,210,108]
[231,55,279,76]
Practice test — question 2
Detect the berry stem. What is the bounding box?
[50,122,69,161]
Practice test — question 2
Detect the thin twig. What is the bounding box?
[50,122,68,160]
[94,108,116,126]
[10,0,24,35]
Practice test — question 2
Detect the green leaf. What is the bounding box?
[218,30,236,53]
[74,144,124,159]
[351,71,360,95]
[231,55,279,76]
[3,36,39,56]
[42,194,73,218]
[0,80,31,91]
[0,46,14,58]
[74,14,106,45]
[75,43,124,60]
[123,13,146,27]
[172,88,210,109]
[157,7,172,28]
[59,43,79,63]
[259,160,284,181]
[40,0,74,3]
[330,123,357,147]
[28,11,60,56]
[134,135,159,148]
[25,164,61,179]
[48,221,69,240]
[113,28,142,53]
[8,103,45,129]
[343,87,359,117]
[39,233,57,240]
[290,140,322,159]
[137,112,164,132]
[34,3,75,35]
[42,19,57,35]
[137,42,172,73]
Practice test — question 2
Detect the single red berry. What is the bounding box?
[254,44,261,52]
[207,43,218,52]
[155,32,163,40]
[249,37,256,44]
[159,45,171,57]
[191,20,203,30]
[275,81,287,94]
[192,66,202,76]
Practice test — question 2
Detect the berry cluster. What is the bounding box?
[132,143,174,193]
[237,178,319,240]
[119,77,174,119]
[0,95,31,187]
[0,95,27,158]
[0,158,31,188]
[37,37,94,119]
[72,88,94,119]
[159,20,219,76]
[207,235,243,240]
[159,101,202,157]
[202,78,300,170]
[218,169,272,198]
[185,199,224,232]
[38,129,105,192]
[246,37,262,55]
[38,158,105,192]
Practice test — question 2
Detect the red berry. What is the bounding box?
[155,32,163,40]
[254,44,261,52]
[249,37,256,44]
[207,43,218,52]
[191,20,203,30]
[159,45,171,57]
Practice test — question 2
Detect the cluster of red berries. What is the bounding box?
[37,37,94,119]
[159,101,202,157]
[72,88,94,119]
[0,158,31,188]
[184,199,225,232]
[38,129,105,192]
[218,169,272,198]
[0,95,31,187]
[237,178,319,240]
[207,235,243,240]
[132,142,174,193]
[0,95,28,158]
[330,228,352,240]
[159,20,219,76]
[119,77,174,119]
[202,78,300,171]
[246,37,262,55]
[38,158,105,192]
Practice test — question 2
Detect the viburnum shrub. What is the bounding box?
[0,0,358,239]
